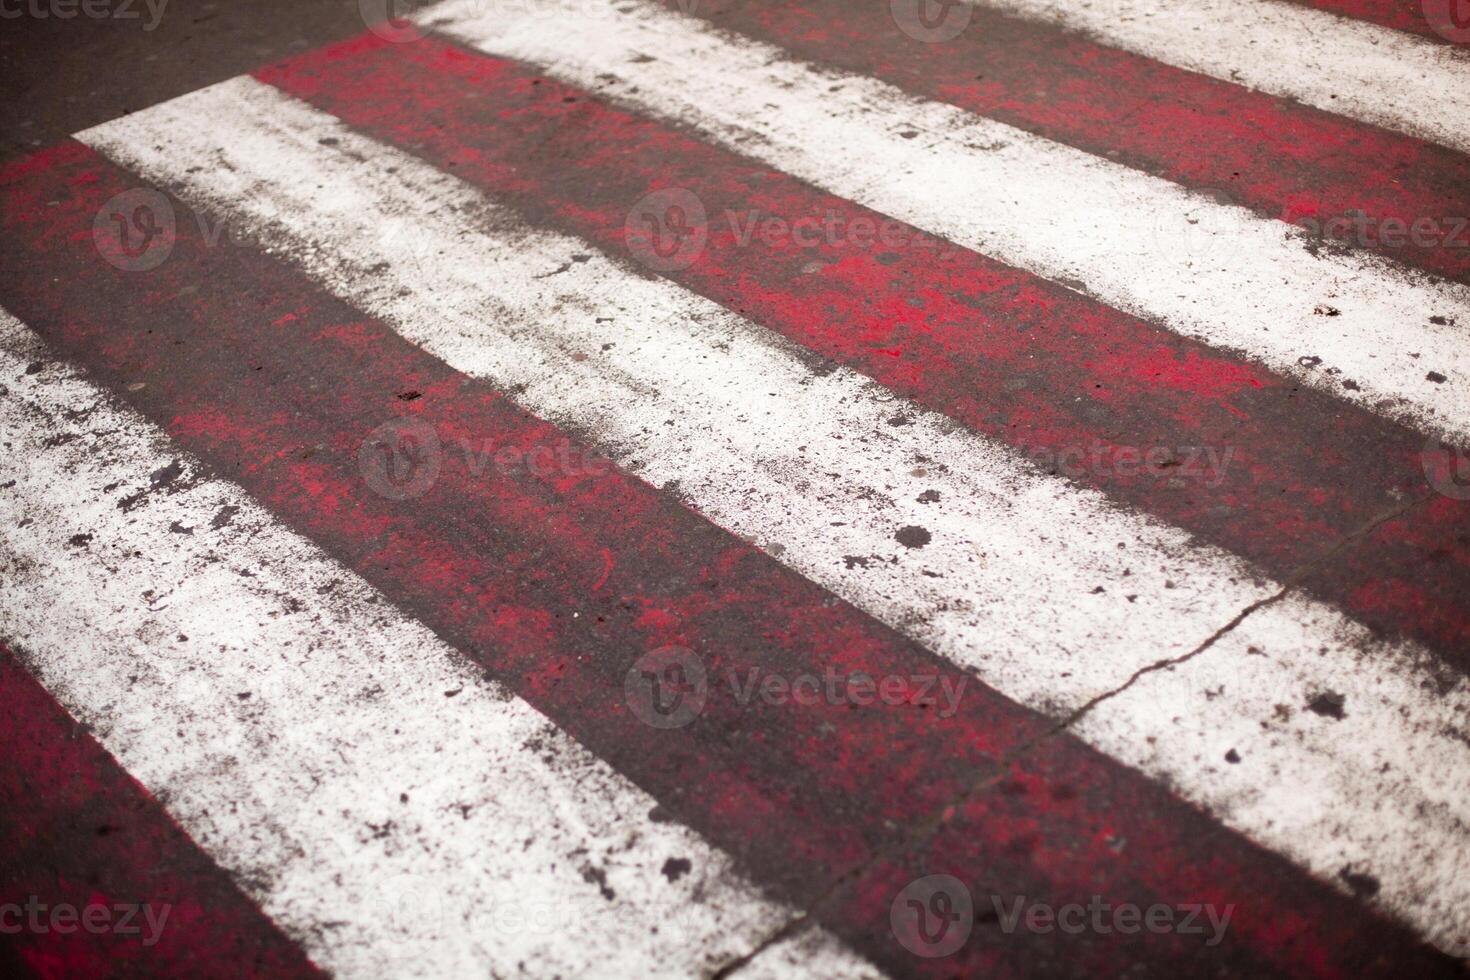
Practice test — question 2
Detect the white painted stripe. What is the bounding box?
[79,77,1470,956]
[418,0,1470,445]
[0,309,880,980]
[969,0,1470,154]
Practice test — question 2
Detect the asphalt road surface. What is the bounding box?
[2,0,1469,977]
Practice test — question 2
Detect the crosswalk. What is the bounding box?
[2,0,1467,975]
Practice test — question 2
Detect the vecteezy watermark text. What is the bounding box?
[989,894,1233,945]
[624,189,959,272]
[623,645,968,729]
[0,0,166,29]
[0,897,172,947]
[1292,212,1470,251]
[890,875,1234,958]
[360,418,613,501]
[1019,440,1235,489]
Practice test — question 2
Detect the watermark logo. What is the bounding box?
[624,651,968,729]
[625,188,708,273]
[1152,187,1239,265]
[358,0,424,42]
[369,872,447,937]
[91,187,244,272]
[358,420,613,501]
[93,189,175,272]
[1422,0,1470,42]
[1422,432,1470,500]
[890,877,1236,956]
[890,0,973,43]
[891,875,974,957]
[359,417,442,501]
[623,190,959,271]
[625,645,708,729]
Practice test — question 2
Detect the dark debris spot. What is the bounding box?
[397,390,422,401]
[581,865,616,901]
[1427,371,1447,384]
[1339,867,1380,899]
[917,489,940,504]
[1225,749,1241,764]
[660,857,692,883]
[119,459,189,512]
[210,505,240,530]
[68,532,93,547]
[895,525,931,549]
[1306,691,1346,720]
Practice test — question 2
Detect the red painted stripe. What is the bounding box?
[1284,0,1470,42]
[0,647,321,978]
[658,0,1470,287]
[256,35,1470,667]
[2,142,1456,978]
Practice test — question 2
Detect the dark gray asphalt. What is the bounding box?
[1,0,369,163]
